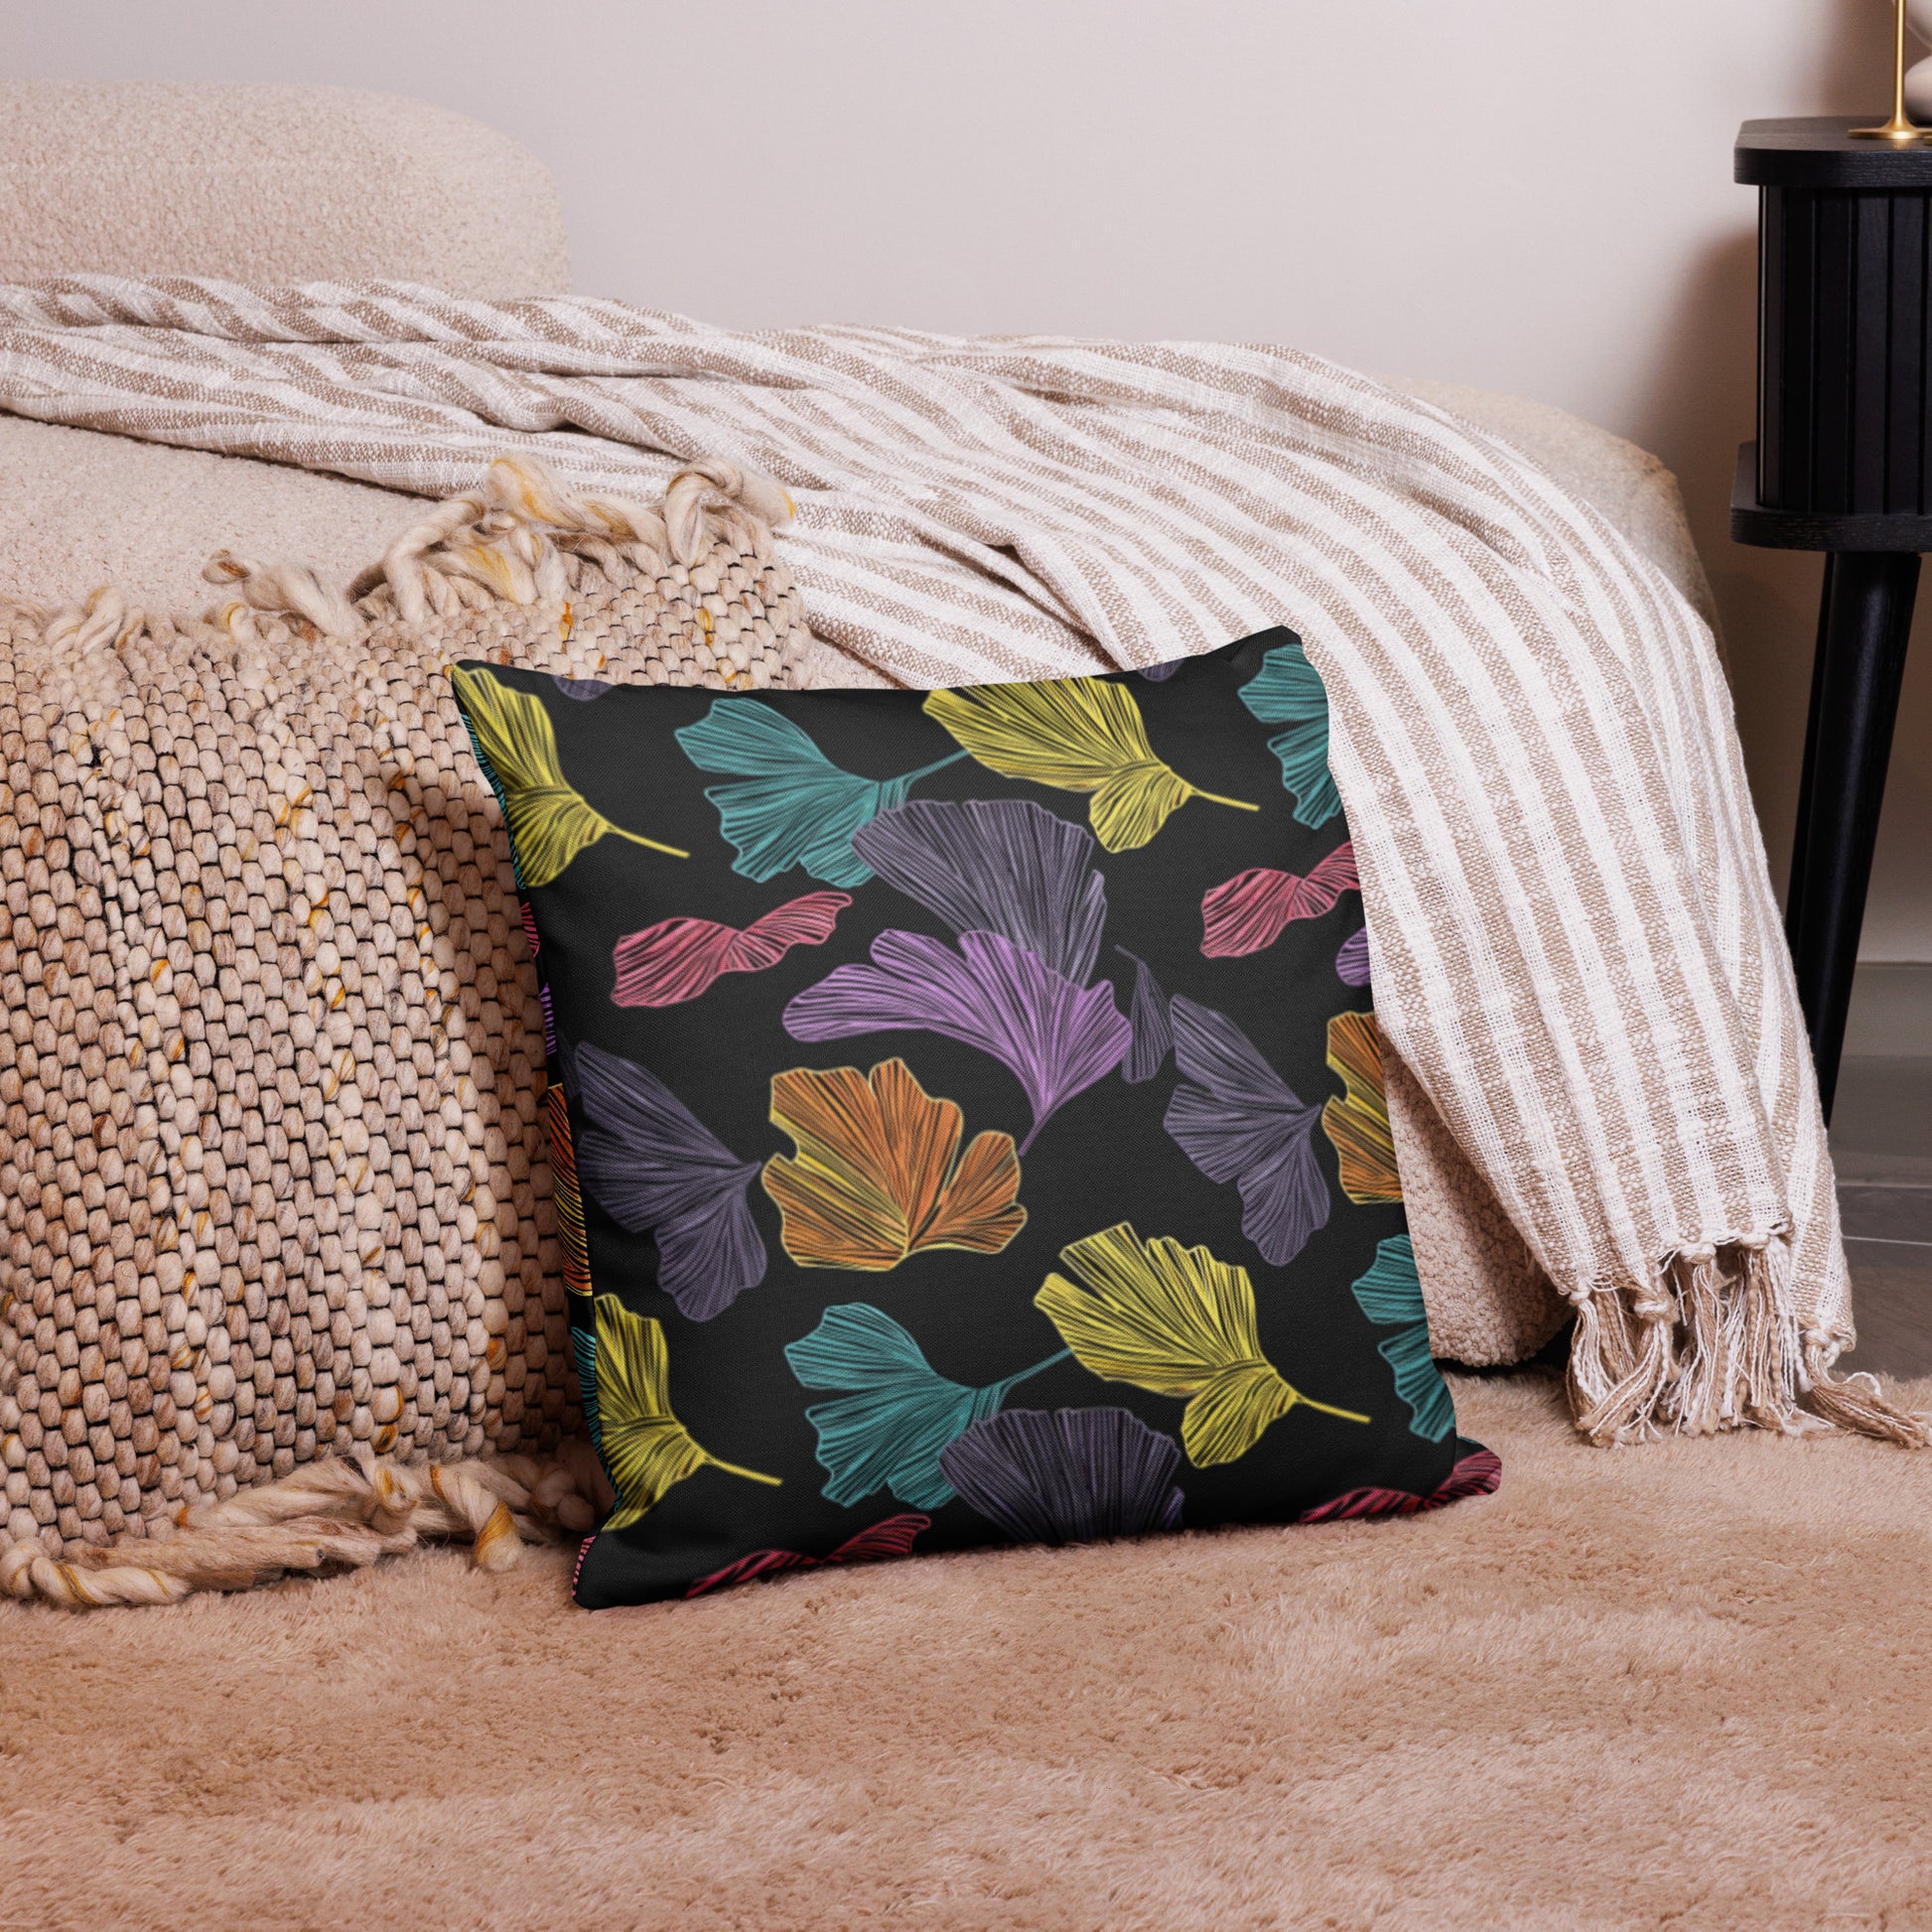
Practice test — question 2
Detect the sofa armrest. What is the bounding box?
[1390,376,1721,644]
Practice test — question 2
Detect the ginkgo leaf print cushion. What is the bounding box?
[451,628,1497,1609]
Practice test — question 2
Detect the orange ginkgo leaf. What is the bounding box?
[762,1058,1027,1270]
[1321,1009,1402,1204]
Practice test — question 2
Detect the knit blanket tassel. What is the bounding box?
[0,1443,611,1608]
[1568,1241,1931,1448]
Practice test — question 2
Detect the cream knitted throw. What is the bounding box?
[0,276,1922,1449]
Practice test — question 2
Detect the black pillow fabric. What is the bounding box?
[452,629,1495,1608]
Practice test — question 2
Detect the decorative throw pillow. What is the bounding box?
[452,629,1497,1607]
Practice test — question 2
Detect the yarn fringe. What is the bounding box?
[1565,1238,1930,1449]
[34,451,797,652]
[1800,1339,1932,1448]
[0,1443,613,1609]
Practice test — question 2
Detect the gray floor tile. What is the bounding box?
[1831,1055,1932,1185]
[1831,1056,1929,1378]
[1843,1247,1932,1380]
[1838,1183,1932,1242]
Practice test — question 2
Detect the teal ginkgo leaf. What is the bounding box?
[1350,1235,1453,1443]
[1237,636,1340,828]
[675,699,969,888]
[783,1303,1070,1508]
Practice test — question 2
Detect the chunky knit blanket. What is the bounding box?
[0,276,1921,1448]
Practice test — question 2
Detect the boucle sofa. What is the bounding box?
[0,80,1726,1374]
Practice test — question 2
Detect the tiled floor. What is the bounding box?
[1832,1055,1932,1380]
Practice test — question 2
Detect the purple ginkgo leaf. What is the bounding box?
[783,928,1131,1154]
[1115,945,1173,1084]
[573,1042,767,1320]
[938,1406,1185,1545]
[852,797,1108,984]
[1336,925,1371,987]
[1163,996,1331,1267]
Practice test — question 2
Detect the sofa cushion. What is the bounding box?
[0,379,1709,661]
[0,381,1699,1380]
[0,82,569,295]
[0,416,409,611]
[1394,376,1720,640]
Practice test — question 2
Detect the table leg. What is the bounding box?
[1784,549,1919,1122]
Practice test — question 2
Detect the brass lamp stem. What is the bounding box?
[1852,0,1928,140]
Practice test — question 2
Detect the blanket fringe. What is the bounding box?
[36,452,795,650]
[1566,1239,1929,1448]
[1801,1338,1932,1449]
[334,454,794,632]
[0,1444,611,1610]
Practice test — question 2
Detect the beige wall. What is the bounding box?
[6,0,1929,959]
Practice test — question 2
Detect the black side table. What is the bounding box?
[1733,117,1932,1120]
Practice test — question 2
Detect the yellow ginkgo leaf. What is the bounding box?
[921,677,1257,852]
[1321,1010,1402,1204]
[453,665,688,886]
[1035,1223,1367,1466]
[594,1295,779,1530]
[761,1058,1027,1271]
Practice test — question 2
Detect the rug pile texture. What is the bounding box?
[4,1370,1926,1931]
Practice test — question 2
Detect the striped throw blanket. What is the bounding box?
[0,277,1920,1447]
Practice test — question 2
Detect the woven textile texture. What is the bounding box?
[0,459,812,1561]
[0,279,1920,1447]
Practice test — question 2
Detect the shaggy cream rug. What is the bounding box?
[5,1370,1929,1931]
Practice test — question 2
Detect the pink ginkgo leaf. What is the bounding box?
[612,891,852,1007]
[1200,841,1358,959]
[1296,1448,1501,1523]
[682,1511,932,1597]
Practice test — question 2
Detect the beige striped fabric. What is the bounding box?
[0,277,1920,1447]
